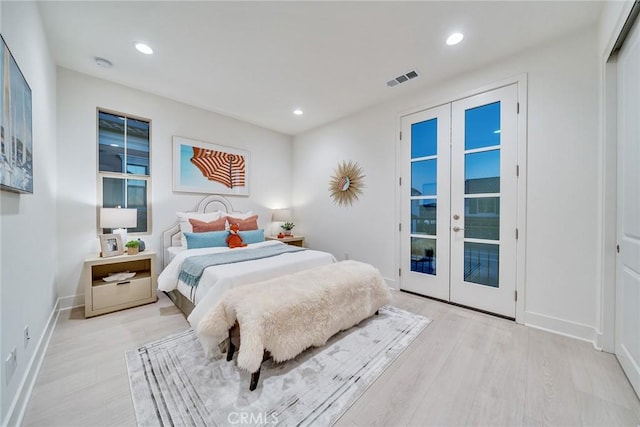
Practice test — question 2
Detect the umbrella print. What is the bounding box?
[190,147,246,189]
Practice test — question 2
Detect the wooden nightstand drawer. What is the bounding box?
[84,251,157,317]
[92,274,152,311]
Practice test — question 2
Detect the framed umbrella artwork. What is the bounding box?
[172,136,250,196]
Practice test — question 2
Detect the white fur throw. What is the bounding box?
[196,260,391,373]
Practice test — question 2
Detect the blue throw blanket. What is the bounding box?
[178,244,306,295]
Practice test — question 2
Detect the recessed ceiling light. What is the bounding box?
[293,109,303,116]
[446,33,464,46]
[95,57,113,68]
[135,42,153,55]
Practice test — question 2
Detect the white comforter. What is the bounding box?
[157,240,337,330]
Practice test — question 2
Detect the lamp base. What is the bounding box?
[113,228,127,250]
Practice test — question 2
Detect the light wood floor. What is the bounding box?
[23,291,640,426]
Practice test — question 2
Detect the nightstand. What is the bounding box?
[83,250,157,318]
[266,235,305,247]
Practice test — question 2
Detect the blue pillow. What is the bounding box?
[183,231,228,249]
[239,229,265,244]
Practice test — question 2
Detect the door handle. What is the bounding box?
[452,226,464,232]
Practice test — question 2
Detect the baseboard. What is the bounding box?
[3,298,61,427]
[57,293,84,310]
[524,310,599,348]
[594,330,606,352]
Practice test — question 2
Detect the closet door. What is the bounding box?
[616,15,640,397]
[449,84,518,318]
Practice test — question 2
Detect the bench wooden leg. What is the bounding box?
[226,329,236,362]
[250,367,261,391]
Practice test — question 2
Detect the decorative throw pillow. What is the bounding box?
[226,214,259,231]
[183,231,229,249]
[238,229,265,244]
[189,217,227,233]
[223,211,254,220]
[177,211,223,246]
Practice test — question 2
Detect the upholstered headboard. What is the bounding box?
[161,195,240,269]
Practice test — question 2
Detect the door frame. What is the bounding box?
[394,74,528,324]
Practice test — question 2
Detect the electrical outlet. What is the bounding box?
[24,325,30,348]
[5,347,17,385]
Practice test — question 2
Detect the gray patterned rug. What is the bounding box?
[125,305,430,426]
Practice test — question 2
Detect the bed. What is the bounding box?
[158,195,337,332]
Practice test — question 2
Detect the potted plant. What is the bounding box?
[125,239,140,255]
[280,222,295,236]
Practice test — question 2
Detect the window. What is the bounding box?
[97,110,151,233]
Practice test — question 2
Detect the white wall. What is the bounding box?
[0,1,58,424]
[293,26,601,342]
[56,68,292,305]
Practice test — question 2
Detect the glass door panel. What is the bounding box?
[464,150,501,193]
[411,199,437,235]
[411,120,438,157]
[464,197,500,240]
[464,101,501,150]
[410,120,437,276]
[463,104,501,287]
[464,242,499,287]
[411,159,437,196]
[411,237,436,275]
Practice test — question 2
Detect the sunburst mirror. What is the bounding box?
[329,161,365,207]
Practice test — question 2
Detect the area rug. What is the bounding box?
[125,305,430,427]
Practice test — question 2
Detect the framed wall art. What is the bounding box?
[1,35,33,194]
[173,136,250,196]
[99,233,123,258]
[329,160,365,207]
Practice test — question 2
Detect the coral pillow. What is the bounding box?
[189,217,227,233]
[226,214,259,231]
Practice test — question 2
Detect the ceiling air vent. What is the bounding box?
[387,70,419,87]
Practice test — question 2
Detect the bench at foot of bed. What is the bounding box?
[198,260,391,391]
[225,310,381,391]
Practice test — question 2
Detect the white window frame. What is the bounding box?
[96,108,152,235]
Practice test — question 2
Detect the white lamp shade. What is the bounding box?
[272,208,291,222]
[100,208,138,229]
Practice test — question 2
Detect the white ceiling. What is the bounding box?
[38,1,603,135]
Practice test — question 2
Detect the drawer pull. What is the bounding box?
[116,281,131,285]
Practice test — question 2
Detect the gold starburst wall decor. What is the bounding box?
[329,161,365,207]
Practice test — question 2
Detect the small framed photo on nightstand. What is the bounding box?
[99,233,123,258]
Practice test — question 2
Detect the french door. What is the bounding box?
[400,84,518,318]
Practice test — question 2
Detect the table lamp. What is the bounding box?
[100,207,137,246]
[271,208,292,236]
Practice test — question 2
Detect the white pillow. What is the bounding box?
[222,211,254,220]
[176,211,224,246]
